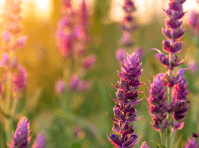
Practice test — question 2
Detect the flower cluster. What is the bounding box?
[55,0,96,94]
[148,0,189,132]
[7,117,46,148]
[184,136,199,148]
[115,0,144,63]
[0,0,28,97]
[121,0,137,47]
[147,73,168,132]
[107,53,142,148]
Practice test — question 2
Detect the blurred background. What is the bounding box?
[0,0,199,147]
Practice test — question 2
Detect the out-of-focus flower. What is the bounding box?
[82,54,96,69]
[7,117,31,148]
[79,0,88,30]
[186,11,199,31]
[0,80,5,95]
[14,35,28,49]
[107,53,142,148]
[0,53,9,68]
[3,31,10,42]
[115,48,127,62]
[55,80,66,94]
[0,53,18,69]
[55,27,73,58]
[147,73,168,132]
[3,0,22,37]
[120,32,134,47]
[188,62,198,74]
[73,25,86,40]
[140,141,150,148]
[69,74,79,90]
[184,136,199,148]
[12,65,27,92]
[134,47,144,60]
[77,80,89,91]
[32,131,46,148]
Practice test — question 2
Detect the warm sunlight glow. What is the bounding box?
[34,0,49,9]
[33,0,52,21]
[184,0,198,11]
[110,0,199,24]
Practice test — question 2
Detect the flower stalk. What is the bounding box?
[107,53,142,148]
[148,0,189,147]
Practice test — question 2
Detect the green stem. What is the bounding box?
[10,97,18,117]
[0,96,5,111]
[4,117,13,144]
[5,72,12,115]
[159,130,164,145]
[170,130,176,148]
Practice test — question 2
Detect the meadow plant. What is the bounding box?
[7,117,46,148]
[115,0,143,62]
[55,0,96,95]
[184,136,199,148]
[107,53,143,147]
[148,0,191,147]
[0,0,29,144]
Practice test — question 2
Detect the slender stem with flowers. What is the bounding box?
[148,0,189,147]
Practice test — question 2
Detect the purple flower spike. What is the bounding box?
[55,80,66,94]
[32,131,46,148]
[169,78,189,129]
[12,65,28,93]
[7,117,31,148]
[116,48,127,62]
[184,136,199,148]
[140,141,150,148]
[108,53,142,147]
[147,74,168,132]
[79,0,88,29]
[55,28,73,58]
[161,0,187,54]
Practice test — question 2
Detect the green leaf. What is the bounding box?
[173,135,182,148]
[151,140,166,148]
[26,87,42,112]
[52,108,105,147]
[0,108,8,121]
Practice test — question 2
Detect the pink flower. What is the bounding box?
[55,80,66,94]
[115,48,127,62]
[14,36,28,49]
[12,65,28,92]
[3,31,10,42]
[82,54,96,69]
[7,117,31,148]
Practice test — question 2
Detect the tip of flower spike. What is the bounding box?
[178,68,188,76]
[9,117,31,148]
